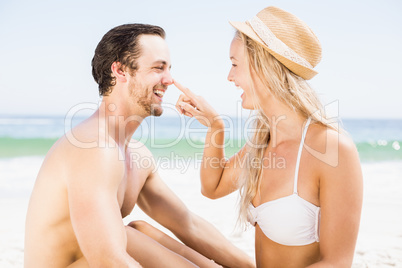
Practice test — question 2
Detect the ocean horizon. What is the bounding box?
[0,114,401,163]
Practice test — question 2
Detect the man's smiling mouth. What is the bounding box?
[153,89,165,98]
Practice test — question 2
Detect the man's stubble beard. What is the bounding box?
[129,79,163,117]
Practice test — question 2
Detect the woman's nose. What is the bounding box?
[227,69,234,82]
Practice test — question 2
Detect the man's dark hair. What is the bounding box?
[91,23,166,96]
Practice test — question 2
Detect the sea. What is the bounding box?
[0,115,401,162]
[0,114,401,199]
[0,115,402,198]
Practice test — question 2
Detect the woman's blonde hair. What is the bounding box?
[236,31,340,227]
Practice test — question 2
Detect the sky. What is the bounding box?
[0,0,401,119]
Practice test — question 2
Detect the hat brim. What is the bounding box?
[229,21,318,80]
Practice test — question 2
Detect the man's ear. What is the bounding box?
[111,62,127,83]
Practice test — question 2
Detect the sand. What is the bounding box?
[0,157,401,267]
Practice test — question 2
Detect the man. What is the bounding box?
[24,24,254,267]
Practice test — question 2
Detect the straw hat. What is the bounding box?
[229,6,322,80]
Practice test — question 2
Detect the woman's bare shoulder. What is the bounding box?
[306,122,359,169]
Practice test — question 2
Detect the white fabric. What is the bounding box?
[247,118,320,246]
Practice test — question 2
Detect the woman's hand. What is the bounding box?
[174,80,224,129]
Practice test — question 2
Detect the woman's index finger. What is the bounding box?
[173,80,196,98]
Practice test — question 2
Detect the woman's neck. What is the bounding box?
[261,99,307,148]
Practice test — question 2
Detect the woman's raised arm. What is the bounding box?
[174,80,245,199]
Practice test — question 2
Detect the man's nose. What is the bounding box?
[162,69,173,86]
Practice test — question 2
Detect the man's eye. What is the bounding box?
[232,64,237,67]
[155,66,164,70]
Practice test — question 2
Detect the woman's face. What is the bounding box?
[227,37,266,110]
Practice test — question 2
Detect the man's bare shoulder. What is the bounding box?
[126,139,153,157]
[41,117,124,181]
[125,139,156,174]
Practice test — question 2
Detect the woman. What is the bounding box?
[175,6,363,267]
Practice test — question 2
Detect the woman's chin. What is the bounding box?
[241,102,254,110]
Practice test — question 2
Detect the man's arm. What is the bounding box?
[67,146,140,267]
[136,149,255,268]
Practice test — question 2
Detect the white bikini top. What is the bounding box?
[247,118,320,246]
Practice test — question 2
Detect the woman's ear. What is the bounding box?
[111,62,127,83]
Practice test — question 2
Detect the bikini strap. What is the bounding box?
[293,117,312,194]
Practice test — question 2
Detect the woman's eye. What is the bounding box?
[232,64,237,67]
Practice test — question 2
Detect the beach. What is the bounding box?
[1,155,401,267]
[1,116,402,267]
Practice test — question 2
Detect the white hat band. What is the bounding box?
[247,16,313,69]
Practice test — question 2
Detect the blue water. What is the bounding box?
[0,115,401,162]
